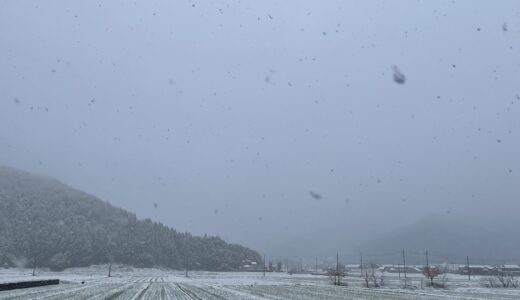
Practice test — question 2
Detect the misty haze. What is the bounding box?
[1,1,519,299]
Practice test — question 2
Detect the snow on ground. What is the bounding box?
[1,266,520,299]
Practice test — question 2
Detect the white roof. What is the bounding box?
[467,265,493,269]
[501,265,520,268]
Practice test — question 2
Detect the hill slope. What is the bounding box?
[356,214,520,265]
[0,166,261,271]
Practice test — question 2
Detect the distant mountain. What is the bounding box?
[355,213,520,265]
[0,166,261,271]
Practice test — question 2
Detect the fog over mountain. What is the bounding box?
[1,1,519,262]
[355,214,520,265]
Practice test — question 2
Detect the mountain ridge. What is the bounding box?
[355,213,520,265]
[0,166,262,271]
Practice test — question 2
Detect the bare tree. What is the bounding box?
[510,276,519,288]
[362,266,371,288]
[422,266,443,287]
[327,266,346,286]
[327,254,346,286]
[439,264,450,288]
[481,273,519,289]
[378,268,385,287]
[482,277,498,288]
[496,271,518,288]
[361,263,383,288]
[402,277,412,289]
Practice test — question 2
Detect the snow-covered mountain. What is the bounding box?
[0,166,261,271]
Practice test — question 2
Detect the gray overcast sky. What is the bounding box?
[1,0,519,257]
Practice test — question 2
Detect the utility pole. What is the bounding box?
[263,255,266,277]
[424,250,431,286]
[402,249,407,279]
[336,253,339,272]
[336,252,339,285]
[425,250,430,275]
[360,252,363,277]
[466,256,471,281]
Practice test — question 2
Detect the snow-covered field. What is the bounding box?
[1,266,519,299]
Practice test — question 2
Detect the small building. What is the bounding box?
[345,264,361,270]
[239,259,264,272]
[457,265,494,276]
[379,265,422,274]
[496,265,520,276]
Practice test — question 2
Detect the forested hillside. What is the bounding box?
[0,166,261,271]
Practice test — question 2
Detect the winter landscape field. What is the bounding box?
[2,1,520,300]
[1,267,520,299]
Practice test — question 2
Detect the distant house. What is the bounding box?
[496,265,520,275]
[239,259,264,272]
[345,264,360,270]
[457,265,494,276]
[379,265,422,274]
